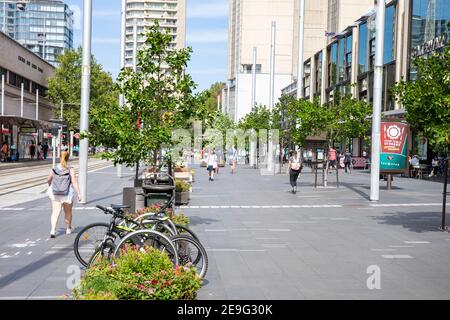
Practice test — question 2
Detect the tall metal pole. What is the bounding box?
[79,0,92,204]
[35,89,39,120]
[269,22,276,109]
[217,94,220,111]
[117,0,126,178]
[267,21,276,173]
[20,83,24,117]
[233,0,239,123]
[226,82,230,114]
[296,0,305,99]
[1,74,4,116]
[251,47,257,109]
[370,0,386,202]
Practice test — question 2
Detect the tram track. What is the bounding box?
[0,162,112,196]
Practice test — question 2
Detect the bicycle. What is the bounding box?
[74,204,178,268]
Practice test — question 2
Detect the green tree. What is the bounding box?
[46,48,117,131]
[392,44,450,154]
[202,82,226,113]
[87,22,197,170]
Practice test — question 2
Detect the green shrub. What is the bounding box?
[171,212,190,227]
[75,246,202,300]
[175,180,190,192]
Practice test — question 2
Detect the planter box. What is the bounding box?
[175,167,189,172]
[175,191,189,205]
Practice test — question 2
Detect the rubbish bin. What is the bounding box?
[122,187,146,214]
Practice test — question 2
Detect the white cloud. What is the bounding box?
[187,29,228,44]
[187,1,228,19]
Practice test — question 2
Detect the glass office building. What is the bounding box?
[0,0,74,66]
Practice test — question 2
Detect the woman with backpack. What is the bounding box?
[46,151,81,238]
[287,150,302,194]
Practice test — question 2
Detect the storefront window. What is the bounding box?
[384,5,396,64]
[410,0,450,79]
[358,22,368,74]
[314,51,322,97]
[338,37,345,83]
[328,42,338,87]
[345,34,353,81]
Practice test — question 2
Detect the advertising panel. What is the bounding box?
[380,122,409,173]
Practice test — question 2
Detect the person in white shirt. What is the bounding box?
[206,149,218,181]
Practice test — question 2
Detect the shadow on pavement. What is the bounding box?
[370,210,446,233]
[0,250,70,289]
[189,216,220,227]
[340,182,370,201]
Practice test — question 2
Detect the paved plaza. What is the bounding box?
[0,162,450,299]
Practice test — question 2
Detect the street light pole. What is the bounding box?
[267,21,276,174]
[20,82,24,117]
[79,0,92,204]
[117,0,127,178]
[251,47,257,109]
[296,0,305,100]
[370,0,386,202]
[35,89,39,120]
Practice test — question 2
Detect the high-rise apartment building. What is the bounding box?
[124,0,186,68]
[0,0,74,66]
[226,0,328,122]
[224,0,376,121]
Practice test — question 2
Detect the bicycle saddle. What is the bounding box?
[111,204,131,210]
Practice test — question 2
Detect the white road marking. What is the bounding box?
[14,252,20,256]
[27,251,32,255]
[205,228,291,232]
[261,244,288,248]
[390,245,415,248]
[88,165,114,173]
[370,203,442,207]
[0,208,25,211]
[382,255,413,259]
[404,241,430,244]
[331,218,351,221]
[180,204,343,209]
[206,248,266,252]
[255,237,280,240]
[371,249,397,252]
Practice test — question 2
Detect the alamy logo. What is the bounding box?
[366,265,381,290]
[66,265,81,290]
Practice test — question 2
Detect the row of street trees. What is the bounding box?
[45,21,449,176]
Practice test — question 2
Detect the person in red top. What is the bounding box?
[329,147,337,169]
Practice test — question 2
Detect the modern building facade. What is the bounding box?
[282,0,449,158]
[224,0,374,122]
[0,0,74,66]
[124,0,186,68]
[0,31,56,160]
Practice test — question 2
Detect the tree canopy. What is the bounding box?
[392,44,450,153]
[46,47,117,131]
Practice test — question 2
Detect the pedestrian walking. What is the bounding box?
[329,147,337,170]
[1,142,8,162]
[43,142,49,160]
[46,151,81,238]
[29,142,36,160]
[287,150,302,194]
[228,146,237,174]
[205,149,218,181]
[344,150,352,173]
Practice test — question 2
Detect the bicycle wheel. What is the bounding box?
[171,235,208,279]
[74,222,112,267]
[174,224,199,241]
[88,241,115,267]
[113,230,179,266]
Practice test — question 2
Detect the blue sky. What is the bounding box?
[66,0,228,91]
